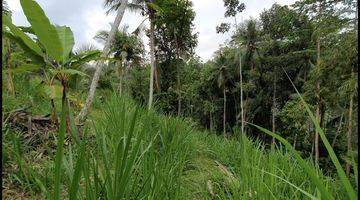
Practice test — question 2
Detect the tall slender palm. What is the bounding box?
[111,0,158,110]
[95,25,144,94]
[217,65,230,137]
[77,0,128,122]
[237,19,260,131]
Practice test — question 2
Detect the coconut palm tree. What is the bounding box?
[77,0,129,122]
[94,25,144,94]
[106,0,159,110]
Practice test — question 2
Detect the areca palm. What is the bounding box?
[213,52,232,137]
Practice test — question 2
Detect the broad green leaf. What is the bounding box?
[3,15,43,57]
[20,0,63,62]
[2,31,44,64]
[18,26,35,34]
[56,26,74,63]
[67,50,101,68]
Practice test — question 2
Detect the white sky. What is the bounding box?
[8,0,296,61]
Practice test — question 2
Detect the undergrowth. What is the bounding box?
[2,93,350,199]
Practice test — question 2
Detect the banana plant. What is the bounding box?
[3,0,101,128]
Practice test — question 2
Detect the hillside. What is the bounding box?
[2,0,357,199]
[3,94,348,199]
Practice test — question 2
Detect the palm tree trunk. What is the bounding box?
[314,36,321,165]
[210,111,213,132]
[272,73,276,145]
[118,60,123,95]
[239,49,244,135]
[148,17,156,110]
[223,88,227,137]
[174,29,182,116]
[76,0,128,122]
[346,70,355,176]
[293,133,297,148]
[331,113,344,148]
[177,76,181,116]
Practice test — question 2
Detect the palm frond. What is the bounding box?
[105,1,143,15]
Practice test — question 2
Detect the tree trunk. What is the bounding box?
[177,74,181,116]
[6,62,15,96]
[76,0,128,122]
[272,73,276,145]
[148,17,156,110]
[314,34,321,165]
[239,49,244,135]
[210,111,213,132]
[331,113,343,148]
[174,29,181,116]
[310,121,314,156]
[315,102,321,165]
[223,88,227,137]
[154,62,160,92]
[118,54,126,95]
[5,39,15,96]
[346,70,355,176]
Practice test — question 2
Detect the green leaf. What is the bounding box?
[53,98,67,200]
[43,84,63,99]
[249,123,334,200]
[147,2,162,13]
[56,26,74,63]
[69,136,86,199]
[18,26,35,34]
[3,64,42,73]
[2,32,44,64]
[60,69,89,77]
[3,15,43,57]
[258,168,318,200]
[20,0,63,62]
[67,50,101,68]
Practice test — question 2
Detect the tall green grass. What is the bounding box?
[249,69,357,200]
[2,93,353,199]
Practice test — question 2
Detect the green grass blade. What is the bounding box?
[248,123,334,200]
[351,154,358,188]
[69,139,86,200]
[53,100,67,200]
[258,168,317,200]
[68,106,81,145]
[283,68,357,200]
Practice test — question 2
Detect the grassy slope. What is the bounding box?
[3,92,346,199]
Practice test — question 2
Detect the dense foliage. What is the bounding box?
[2,0,358,199]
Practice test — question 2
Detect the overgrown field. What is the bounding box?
[3,93,352,199]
